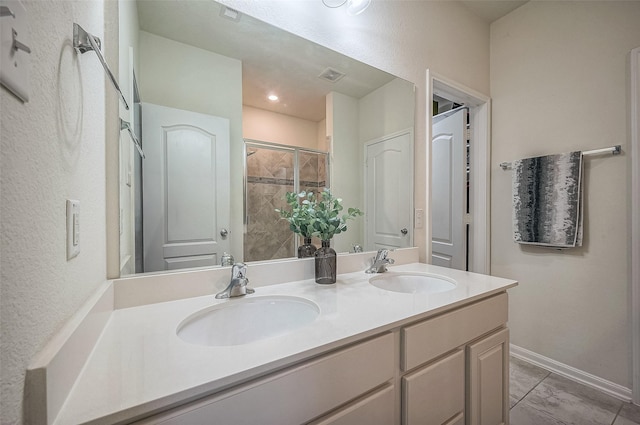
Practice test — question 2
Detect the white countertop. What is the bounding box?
[54,263,517,424]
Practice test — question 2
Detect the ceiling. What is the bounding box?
[136,1,528,122]
[460,0,529,23]
[137,1,396,122]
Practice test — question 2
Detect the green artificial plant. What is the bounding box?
[276,188,363,241]
[275,190,316,239]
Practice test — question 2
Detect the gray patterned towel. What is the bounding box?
[512,151,583,248]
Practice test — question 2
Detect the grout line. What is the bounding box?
[610,403,624,425]
[518,370,551,406]
[509,362,551,411]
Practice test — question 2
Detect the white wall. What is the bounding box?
[219,0,490,262]
[243,105,322,150]
[137,31,244,260]
[317,118,328,151]
[358,78,415,144]
[327,92,362,252]
[490,1,640,388]
[0,1,109,423]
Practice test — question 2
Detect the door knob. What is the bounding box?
[220,228,229,237]
[401,228,408,235]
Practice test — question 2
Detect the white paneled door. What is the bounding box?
[364,130,413,251]
[431,108,467,270]
[142,103,230,272]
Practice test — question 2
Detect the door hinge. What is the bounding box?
[464,214,472,225]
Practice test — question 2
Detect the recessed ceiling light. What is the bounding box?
[268,94,279,102]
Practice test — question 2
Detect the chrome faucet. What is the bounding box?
[365,249,395,273]
[215,262,254,299]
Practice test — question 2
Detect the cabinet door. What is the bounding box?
[402,349,465,425]
[467,328,509,425]
[309,384,396,425]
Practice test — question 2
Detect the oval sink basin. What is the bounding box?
[177,296,320,347]
[369,272,457,295]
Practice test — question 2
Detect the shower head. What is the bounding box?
[247,150,257,157]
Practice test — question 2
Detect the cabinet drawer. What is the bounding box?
[309,384,395,425]
[135,333,395,425]
[402,293,508,371]
[402,349,464,425]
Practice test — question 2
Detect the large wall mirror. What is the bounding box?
[118,0,416,276]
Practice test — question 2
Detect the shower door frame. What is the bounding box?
[243,139,331,259]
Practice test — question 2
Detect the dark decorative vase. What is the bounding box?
[298,237,316,258]
[314,240,337,284]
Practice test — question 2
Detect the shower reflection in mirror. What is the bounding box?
[244,140,330,262]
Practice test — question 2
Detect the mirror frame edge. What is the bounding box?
[108,2,420,279]
[107,0,122,280]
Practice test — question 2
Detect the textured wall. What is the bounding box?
[0,1,108,423]
[490,1,640,387]
[219,0,491,262]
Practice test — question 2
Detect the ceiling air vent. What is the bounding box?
[318,68,346,83]
[219,6,241,22]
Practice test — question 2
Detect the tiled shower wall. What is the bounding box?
[244,145,328,262]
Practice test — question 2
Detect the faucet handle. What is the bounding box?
[231,262,247,279]
[365,249,394,273]
[216,262,252,299]
[375,249,389,261]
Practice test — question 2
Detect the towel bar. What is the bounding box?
[73,23,129,110]
[120,119,145,159]
[500,145,621,170]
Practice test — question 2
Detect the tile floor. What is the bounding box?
[510,356,640,425]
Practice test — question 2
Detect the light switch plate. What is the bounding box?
[0,0,30,102]
[415,208,424,229]
[66,200,80,260]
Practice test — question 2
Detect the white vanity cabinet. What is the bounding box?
[402,349,465,424]
[467,328,510,425]
[133,293,509,425]
[308,384,396,425]
[400,292,509,425]
[133,333,396,425]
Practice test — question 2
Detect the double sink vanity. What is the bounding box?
[27,248,517,425]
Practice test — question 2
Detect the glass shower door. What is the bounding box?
[244,141,330,262]
[298,150,330,249]
[244,144,296,262]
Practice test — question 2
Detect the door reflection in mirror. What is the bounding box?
[142,103,231,273]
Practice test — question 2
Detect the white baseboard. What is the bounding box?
[510,344,632,402]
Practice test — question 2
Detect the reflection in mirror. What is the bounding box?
[118,0,415,276]
[244,141,330,262]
